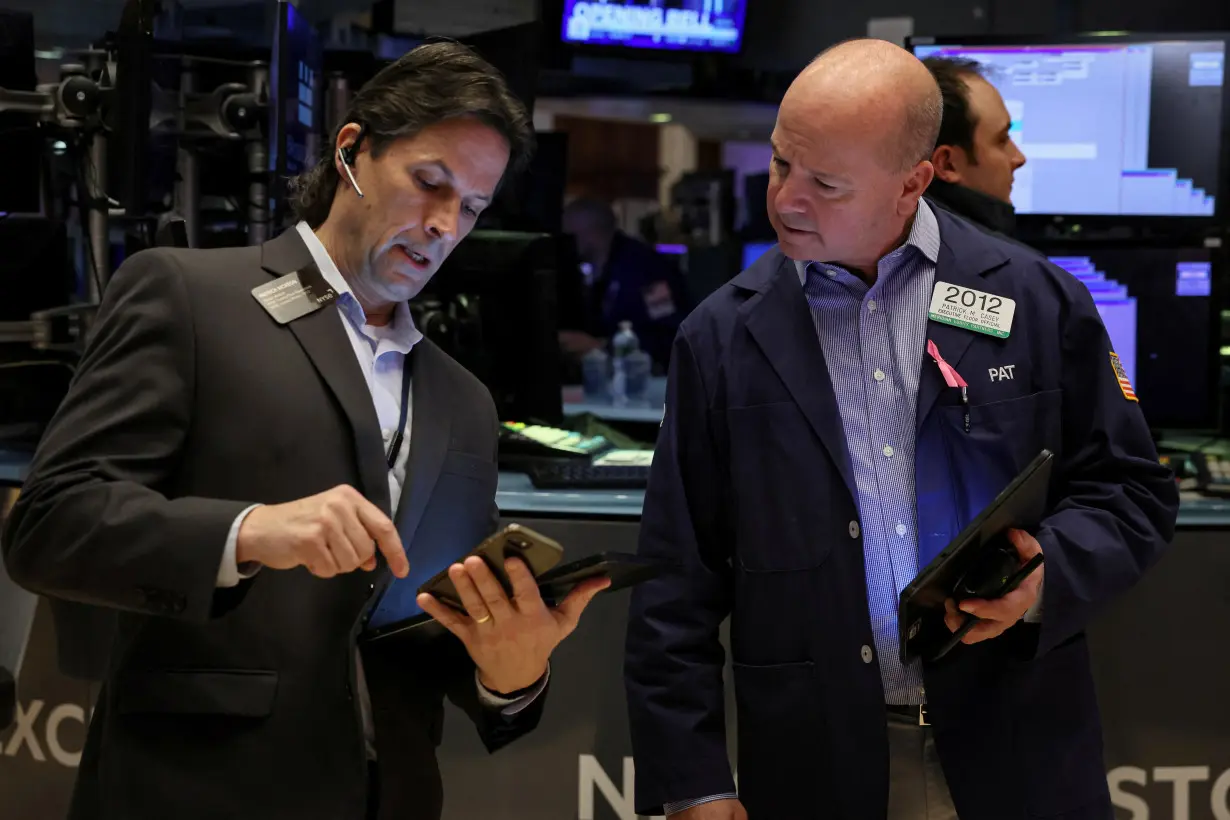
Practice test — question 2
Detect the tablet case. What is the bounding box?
[898,449,1054,664]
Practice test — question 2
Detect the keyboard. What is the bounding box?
[498,422,612,471]
[527,462,651,490]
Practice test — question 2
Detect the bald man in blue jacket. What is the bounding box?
[625,40,1177,820]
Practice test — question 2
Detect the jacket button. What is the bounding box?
[861,645,874,664]
[849,520,861,539]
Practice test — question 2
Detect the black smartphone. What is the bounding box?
[417,524,565,611]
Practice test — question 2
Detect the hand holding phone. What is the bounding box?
[418,524,564,611]
[414,526,609,694]
[938,529,1046,655]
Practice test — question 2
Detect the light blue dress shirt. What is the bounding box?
[797,200,941,707]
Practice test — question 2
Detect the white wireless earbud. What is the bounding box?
[338,146,365,199]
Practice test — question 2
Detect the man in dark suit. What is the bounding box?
[625,40,1177,820]
[3,42,606,820]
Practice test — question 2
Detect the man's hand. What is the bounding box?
[669,798,748,820]
[417,556,610,694]
[235,485,408,579]
[944,528,1044,644]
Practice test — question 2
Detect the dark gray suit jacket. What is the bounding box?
[2,229,542,820]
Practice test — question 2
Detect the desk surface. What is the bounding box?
[562,377,666,423]
[2,450,1226,526]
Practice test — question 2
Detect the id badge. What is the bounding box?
[252,263,337,325]
[928,281,1015,338]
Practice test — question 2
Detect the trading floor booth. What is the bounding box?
[4,435,1230,819]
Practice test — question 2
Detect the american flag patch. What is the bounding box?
[1110,352,1138,402]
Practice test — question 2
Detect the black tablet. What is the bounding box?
[898,449,1054,664]
[536,552,668,603]
[360,550,668,644]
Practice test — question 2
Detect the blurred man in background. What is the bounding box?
[559,197,687,372]
[923,57,1027,237]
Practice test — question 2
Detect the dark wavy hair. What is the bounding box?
[922,56,987,162]
[288,41,535,228]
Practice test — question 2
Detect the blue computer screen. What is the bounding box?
[562,0,747,54]
[271,2,321,180]
[1045,248,1214,428]
[913,40,1226,217]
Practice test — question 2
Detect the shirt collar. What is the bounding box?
[794,198,941,286]
[294,221,422,354]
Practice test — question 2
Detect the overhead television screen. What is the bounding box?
[912,38,1227,218]
[562,0,747,54]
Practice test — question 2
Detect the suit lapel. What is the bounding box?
[915,210,1013,430]
[393,341,452,549]
[260,230,391,514]
[744,258,857,498]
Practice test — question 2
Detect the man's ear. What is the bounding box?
[899,160,936,217]
[931,145,964,184]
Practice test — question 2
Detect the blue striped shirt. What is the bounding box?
[663,201,941,816]
[796,199,940,706]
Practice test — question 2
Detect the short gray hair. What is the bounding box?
[899,77,944,170]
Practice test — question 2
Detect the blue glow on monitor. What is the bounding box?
[1176,261,1212,296]
[742,241,774,270]
[562,0,747,54]
[912,39,1225,217]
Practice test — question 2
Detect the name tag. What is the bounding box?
[252,264,337,325]
[928,282,1015,338]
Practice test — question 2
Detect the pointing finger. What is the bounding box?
[356,501,407,578]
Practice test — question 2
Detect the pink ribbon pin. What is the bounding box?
[927,340,967,388]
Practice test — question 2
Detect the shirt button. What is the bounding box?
[883,445,895,458]
[873,369,885,382]
[861,645,874,664]
[867,300,878,312]
[826,269,837,278]
[896,523,908,537]
[849,520,860,539]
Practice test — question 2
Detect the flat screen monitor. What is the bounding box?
[1042,245,1219,429]
[562,0,747,54]
[270,0,321,231]
[910,34,1228,220]
[742,240,774,270]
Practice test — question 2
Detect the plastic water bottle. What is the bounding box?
[581,347,610,402]
[624,347,651,406]
[610,322,642,406]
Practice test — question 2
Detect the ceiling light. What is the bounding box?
[649,113,672,124]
